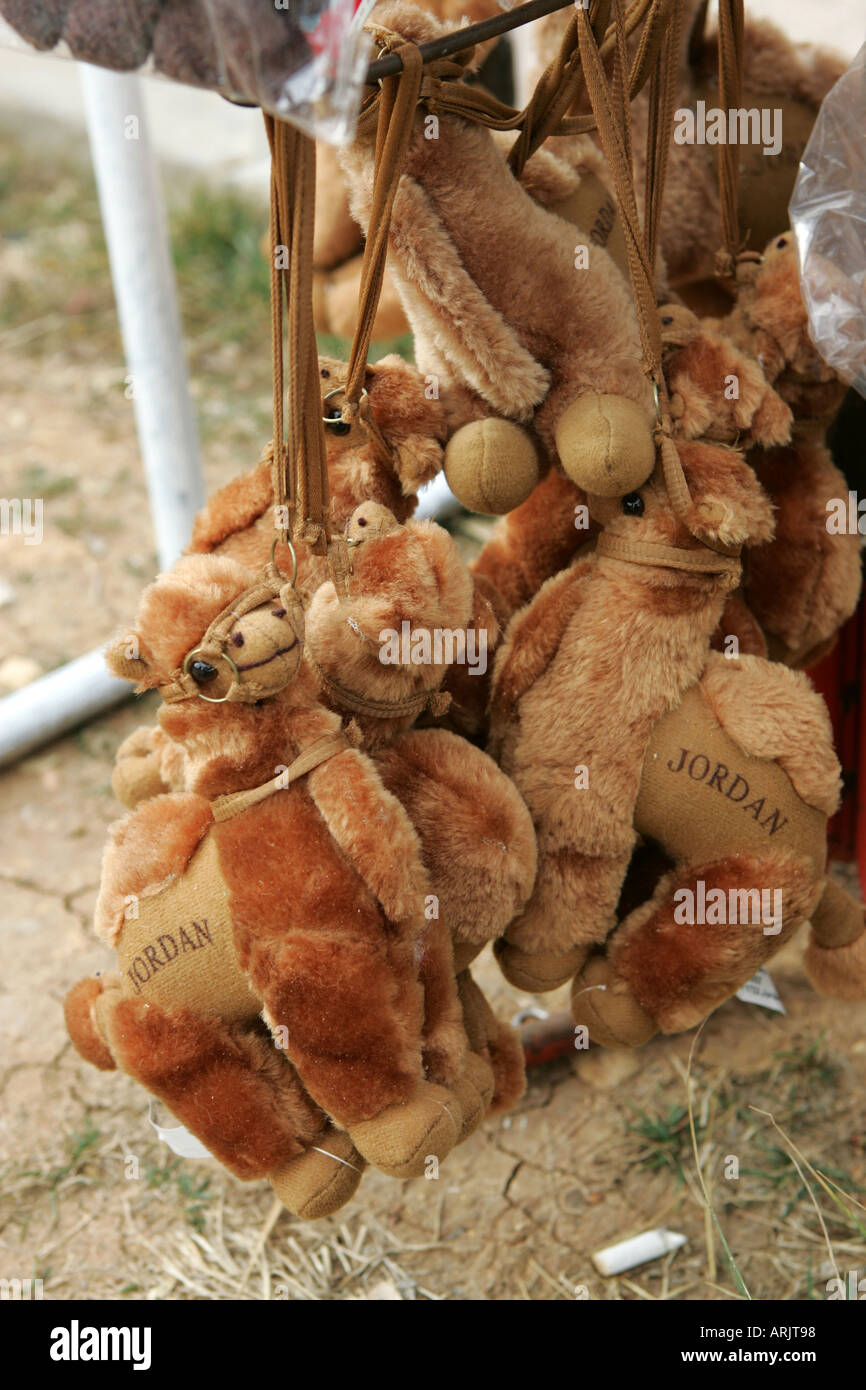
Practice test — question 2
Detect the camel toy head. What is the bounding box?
[105,553,305,704]
[729,233,845,421]
[589,438,776,567]
[317,353,446,524]
[305,502,481,721]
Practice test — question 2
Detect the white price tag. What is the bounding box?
[736,967,786,1014]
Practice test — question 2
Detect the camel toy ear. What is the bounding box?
[679,442,776,550]
[105,633,152,689]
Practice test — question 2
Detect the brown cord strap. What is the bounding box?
[576,0,661,379]
[264,116,330,558]
[210,732,351,822]
[343,41,424,413]
[595,532,741,577]
[715,0,745,279]
[355,0,674,173]
[576,0,740,560]
[306,644,452,722]
[643,0,684,271]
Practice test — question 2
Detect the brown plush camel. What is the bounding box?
[339,2,655,516]
[304,502,538,1110]
[112,506,537,1120]
[65,551,481,1216]
[488,435,866,1040]
[707,234,862,669]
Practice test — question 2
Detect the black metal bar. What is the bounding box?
[365,0,577,82]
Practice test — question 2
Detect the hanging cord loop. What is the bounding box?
[343,41,424,416]
[263,117,330,558]
[576,0,739,561]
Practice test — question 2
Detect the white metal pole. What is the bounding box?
[0,652,129,767]
[0,66,205,767]
[79,62,204,567]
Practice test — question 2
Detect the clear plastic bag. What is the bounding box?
[0,0,373,143]
[790,41,866,399]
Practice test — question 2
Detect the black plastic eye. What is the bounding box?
[321,368,330,379]
[776,237,787,249]
[622,492,645,516]
[356,516,367,527]
[189,659,218,683]
[271,607,286,619]
[661,315,673,325]
[324,407,350,436]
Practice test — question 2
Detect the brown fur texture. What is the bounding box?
[305,506,537,1103]
[99,992,325,1180]
[699,655,840,816]
[488,435,857,1030]
[804,930,866,1004]
[471,468,598,626]
[95,792,213,949]
[63,976,116,1072]
[608,851,820,1033]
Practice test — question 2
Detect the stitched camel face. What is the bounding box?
[105,553,304,703]
[184,597,304,702]
[589,439,775,554]
[306,503,476,697]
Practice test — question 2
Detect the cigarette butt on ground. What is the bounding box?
[591,1228,688,1277]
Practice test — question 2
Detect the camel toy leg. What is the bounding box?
[496,833,632,993]
[457,971,526,1115]
[803,877,866,1002]
[571,852,823,1047]
[247,936,461,1181]
[64,975,364,1217]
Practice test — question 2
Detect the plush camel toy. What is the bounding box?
[473,300,796,631]
[340,2,655,519]
[303,501,538,1110]
[707,234,863,669]
[111,505,536,1118]
[65,548,490,1217]
[488,433,866,1036]
[473,253,860,691]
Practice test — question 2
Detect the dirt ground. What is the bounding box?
[1,115,865,1303]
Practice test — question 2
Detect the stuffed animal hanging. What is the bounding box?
[186,353,446,591]
[487,431,866,1036]
[65,547,495,1216]
[472,249,862,685]
[524,0,845,311]
[339,2,657,518]
[109,504,536,1119]
[707,234,863,669]
[304,501,538,1110]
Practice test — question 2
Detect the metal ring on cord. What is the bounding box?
[182,647,241,704]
